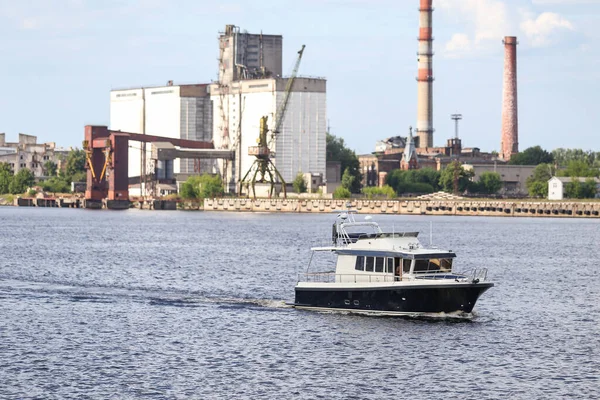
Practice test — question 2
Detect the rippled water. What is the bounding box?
[0,208,599,399]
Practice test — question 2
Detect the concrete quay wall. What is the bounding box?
[203,198,600,218]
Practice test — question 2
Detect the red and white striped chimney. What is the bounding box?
[416,0,434,148]
[501,36,519,160]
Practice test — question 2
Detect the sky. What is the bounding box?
[1,0,599,154]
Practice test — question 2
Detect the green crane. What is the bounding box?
[241,44,306,199]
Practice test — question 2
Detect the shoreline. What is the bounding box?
[3,196,600,218]
[201,198,600,218]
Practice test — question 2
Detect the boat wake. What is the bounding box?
[0,277,293,311]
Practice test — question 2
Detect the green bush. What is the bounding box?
[180,174,224,199]
[293,173,307,193]
[42,177,71,194]
[9,169,35,194]
[27,189,37,197]
[385,168,441,195]
[362,185,396,199]
[470,172,502,194]
[333,186,351,199]
[399,182,435,194]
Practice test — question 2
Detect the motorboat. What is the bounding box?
[291,209,494,317]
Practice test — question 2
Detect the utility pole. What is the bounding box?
[450,113,463,194]
[451,113,462,139]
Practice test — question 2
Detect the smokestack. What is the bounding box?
[501,36,519,161]
[416,0,434,148]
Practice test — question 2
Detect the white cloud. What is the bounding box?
[520,11,574,47]
[532,0,599,4]
[437,0,576,57]
[21,17,39,30]
[444,33,472,58]
[437,0,513,57]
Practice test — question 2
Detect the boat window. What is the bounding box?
[402,259,411,273]
[355,256,365,271]
[413,258,453,273]
[375,257,384,273]
[386,258,395,273]
[365,257,374,272]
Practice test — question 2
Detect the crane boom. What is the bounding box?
[272,44,305,135]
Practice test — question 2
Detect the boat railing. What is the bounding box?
[299,268,489,283]
[298,272,398,284]
[414,268,489,282]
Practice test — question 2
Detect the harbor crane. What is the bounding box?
[241,44,306,199]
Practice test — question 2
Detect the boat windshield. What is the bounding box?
[413,258,453,274]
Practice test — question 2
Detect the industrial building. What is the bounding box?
[210,77,326,194]
[109,82,214,196]
[108,24,326,197]
[0,133,70,177]
[212,25,326,195]
[464,164,535,195]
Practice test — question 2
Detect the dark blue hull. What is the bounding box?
[294,283,493,315]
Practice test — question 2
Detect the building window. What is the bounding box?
[20,163,26,168]
[20,155,23,160]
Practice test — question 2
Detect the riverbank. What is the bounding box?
[200,198,600,218]
[4,194,600,218]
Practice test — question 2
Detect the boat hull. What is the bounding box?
[293,283,493,315]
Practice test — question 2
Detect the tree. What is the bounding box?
[552,148,600,168]
[474,172,503,194]
[9,168,35,194]
[362,185,396,199]
[327,133,361,193]
[0,163,12,194]
[180,174,224,199]
[333,186,351,199]
[65,149,86,179]
[43,161,57,177]
[385,168,441,195]
[439,162,474,193]
[526,163,554,197]
[42,177,71,194]
[557,160,600,178]
[293,173,307,193]
[509,146,554,165]
[341,168,355,191]
[565,178,597,199]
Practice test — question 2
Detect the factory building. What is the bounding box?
[210,77,327,193]
[108,24,326,197]
[109,83,213,196]
[212,24,326,194]
[218,24,283,84]
[0,133,70,178]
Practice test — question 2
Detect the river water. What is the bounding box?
[0,208,598,399]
